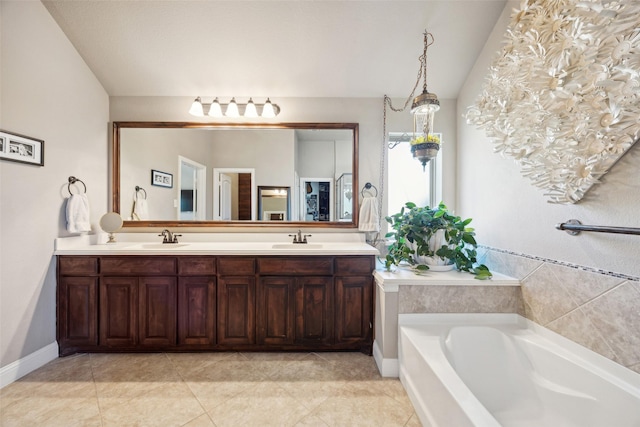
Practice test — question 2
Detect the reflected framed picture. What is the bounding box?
[151,169,173,188]
[0,130,44,166]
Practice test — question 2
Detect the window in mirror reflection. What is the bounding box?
[336,173,352,221]
[258,186,290,221]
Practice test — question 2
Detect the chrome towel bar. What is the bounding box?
[556,219,640,236]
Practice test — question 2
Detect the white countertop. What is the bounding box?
[54,233,380,256]
[373,265,520,292]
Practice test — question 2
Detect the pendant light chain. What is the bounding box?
[421,31,435,94]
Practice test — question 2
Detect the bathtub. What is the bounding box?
[398,313,640,427]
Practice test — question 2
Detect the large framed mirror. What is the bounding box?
[112,122,359,228]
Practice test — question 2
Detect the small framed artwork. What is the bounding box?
[0,130,44,166]
[151,169,173,188]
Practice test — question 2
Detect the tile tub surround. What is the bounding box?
[373,267,521,377]
[483,247,640,374]
[0,352,421,426]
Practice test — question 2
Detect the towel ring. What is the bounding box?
[135,186,147,199]
[67,176,87,195]
[361,182,378,198]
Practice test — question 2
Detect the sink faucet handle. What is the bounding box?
[172,234,182,243]
[303,234,312,243]
[159,229,173,243]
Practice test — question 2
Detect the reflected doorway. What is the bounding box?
[300,178,333,222]
[178,156,206,221]
[258,186,290,221]
[213,168,256,220]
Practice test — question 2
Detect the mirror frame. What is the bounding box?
[112,121,359,228]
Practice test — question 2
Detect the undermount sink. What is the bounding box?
[133,243,190,249]
[271,243,324,249]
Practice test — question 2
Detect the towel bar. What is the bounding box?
[556,219,640,236]
[67,176,86,194]
[135,186,147,199]
[361,182,378,198]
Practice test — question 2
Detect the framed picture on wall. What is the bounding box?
[0,130,44,166]
[151,169,173,188]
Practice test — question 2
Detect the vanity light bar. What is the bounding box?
[189,97,280,118]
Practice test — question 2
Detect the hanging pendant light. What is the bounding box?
[385,30,441,171]
[410,31,440,170]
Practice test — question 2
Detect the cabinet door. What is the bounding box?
[294,276,333,345]
[58,276,98,347]
[178,276,216,346]
[335,276,373,344]
[257,277,294,345]
[139,276,177,347]
[100,277,138,347]
[217,276,256,345]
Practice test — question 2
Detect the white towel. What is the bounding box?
[358,196,380,232]
[132,197,149,220]
[66,193,91,233]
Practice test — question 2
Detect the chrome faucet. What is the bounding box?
[289,229,312,244]
[159,229,181,244]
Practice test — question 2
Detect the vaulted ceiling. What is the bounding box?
[43,0,507,99]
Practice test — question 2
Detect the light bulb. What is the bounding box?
[261,98,276,118]
[225,98,239,117]
[208,98,223,117]
[189,97,204,117]
[244,98,258,117]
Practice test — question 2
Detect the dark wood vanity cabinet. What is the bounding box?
[177,257,216,347]
[256,257,335,347]
[57,257,99,349]
[99,258,177,348]
[57,254,374,355]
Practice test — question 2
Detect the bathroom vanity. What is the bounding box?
[56,239,377,356]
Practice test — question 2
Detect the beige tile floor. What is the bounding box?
[1,352,422,426]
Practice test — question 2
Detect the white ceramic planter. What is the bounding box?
[408,230,455,271]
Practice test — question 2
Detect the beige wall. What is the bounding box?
[1,2,109,367]
[457,1,640,279]
[458,1,640,372]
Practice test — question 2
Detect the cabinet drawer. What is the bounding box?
[335,256,374,275]
[218,257,255,275]
[58,257,99,276]
[101,257,177,275]
[178,257,216,275]
[258,257,333,275]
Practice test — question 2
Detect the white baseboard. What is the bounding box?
[0,342,58,389]
[373,339,399,377]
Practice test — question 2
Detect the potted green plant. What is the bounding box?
[384,202,492,280]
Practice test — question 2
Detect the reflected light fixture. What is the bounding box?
[189,97,281,118]
[385,30,440,170]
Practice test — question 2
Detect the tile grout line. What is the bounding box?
[164,352,221,427]
[88,353,106,427]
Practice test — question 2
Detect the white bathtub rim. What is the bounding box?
[399,328,502,427]
[398,313,640,395]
